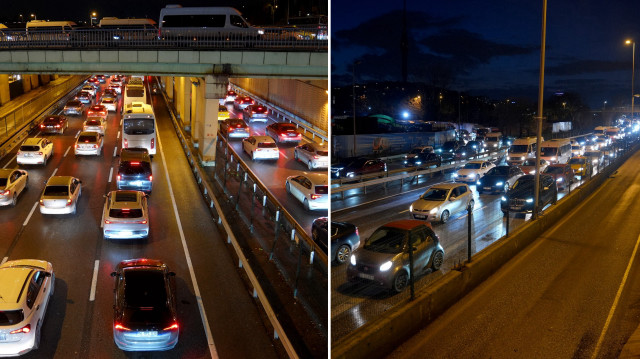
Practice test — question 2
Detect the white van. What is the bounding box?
[26,20,76,42]
[158,6,263,40]
[507,136,541,165]
[540,138,571,164]
[484,132,503,150]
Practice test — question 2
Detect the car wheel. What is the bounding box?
[308,161,313,170]
[72,203,77,215]
[431,251,444,271]
[304,198,310,211]
[11,193,17,207]
[335,245,351,264]
[440,210,450,224]
[392,271,408,293]
[468,199,474,211]
[33,320,41,350]
[294,151,298,160]
[24,177,28,190]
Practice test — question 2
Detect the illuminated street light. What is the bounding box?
[90,11,97,26]
[626,40,635,121]
[402,111,410,119]
[30,14,36,20]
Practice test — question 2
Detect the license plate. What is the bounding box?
[413,214,426,219]
[358,273,374,280]
[131,181,142,186]
[138,331,157,337]
[484,187,491,190]
[121,231,133,237]
[510,206,522,211]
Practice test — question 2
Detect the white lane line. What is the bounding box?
[120,119,122,126]
[157,132,219,359]
[100,206,105,228]
[592,232,640,358]
[113,146,117,157]
[1,257,7,265]
[76,130,81,138]
[280,151,289,159]
[89,260,99,301]
[51,168,58,178]
[23,202,38,226]
[2,155,16,169]
[63,146,71,158]
[108,167,113,183]
[117,131,120,139]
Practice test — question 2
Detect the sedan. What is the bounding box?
[111,259,178,351]
[404,152,441,169]
[294,142,329,169]
[410,182,474,223]
[242,136,279,160]
[220,118,250,139]
[224,90,237,103]
[39,115,68,134]
[75,91,92,104]
[103,191,149,239]
[75,131,104,156]
[453,160,495,183]
[234,96,254,110]
[543,163,574,190]
[108,83,122,95]
[476,165,525,194]
[519,158,548,175]
[87,104,108,119]
[100,97,118,112]
[81,85,97,98]
[0,169,28,206]
[104,88,119,98]
[83,117,107,135]
[347,220,444,293]
[242,105,269,123]
[285,173,328,210]
[63,100,84,115]
[39,176,82,215]
[331,158,387,179]
[266,122,302,144]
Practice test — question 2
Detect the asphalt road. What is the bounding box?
[386,146,640,358]
[0,79,282,358]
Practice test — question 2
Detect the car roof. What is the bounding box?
[109,190,143,208]
[430,182,465,189]
[252,135,275,143]
[301,173,328,186]
[22,137,44,146]
[46,176,74,186]
[382,220,432,231]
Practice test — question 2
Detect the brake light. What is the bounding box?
[93,145,98,149]
[10,324,30,334]
[55,125,60,128]
[135,220,148,224]
[0,190,9,196]
[313,155,319,159]
[117,175,121,181]
[105,219,111,224]
[66,198,72,206]
[151,138,155,149]
[38,152,43,155]
[149,175,153,181]
[40,124,44,128]
[114,323,131,331]
[280,134,287,137]
[355,228,359,236]
[124,139,128,148]
[310,194,321,200]
[39,199,44,206]
[130,161,140,165]
[163,322,179,331]
[74,144,77,149]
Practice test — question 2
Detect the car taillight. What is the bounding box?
[40,124,44,128]
[39,199,44,206]
[135,220,148,224]
[10,324,30,334]
[313,155,319,159]
[280,134,287,137]
[117,175,121,181]
[228,127,234,132]
[0,190,9,196]
[66,198,72,206]
[92,144,97,149]
[55,125,60,128]
[123,139,128,148]
[149,175,153,181]
[355,228,359,236]
[104,219,111,224]
[114,323,131,331]
[163,322,179,331]
[74,144,77,149]
[151,138,155,149]
[310,194,321,200]
[38,152,43,155]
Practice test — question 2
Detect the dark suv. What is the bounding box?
[117,149,152,193]
[501,174,557,215]
[331,158,387,179]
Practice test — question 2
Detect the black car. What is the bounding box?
[477,165,525,194]
[331,158,387,179]
[437,140,465,161]
[117,149,153,193]
[404,152,441,168]
[312,218,361,265]
[111,259,179,351]
[39,115,68,134]
[500,174,557,215]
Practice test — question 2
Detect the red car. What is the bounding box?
[542,163,574,190]
[87,105,108,119]
[266,122,302,144]
[40,115,68,134]
[234,96,254,110]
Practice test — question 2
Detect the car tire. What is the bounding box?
[335,244,351,264]
[43,155,47,166]
[11,193,17,207]
[304,198,310,211]
[440,210,450,224]
[392,271,408,293]
[431,251,444,271]
[294,151,299,160]
[308,161,313,170]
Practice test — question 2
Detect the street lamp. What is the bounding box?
[352,60,362,157]
[30,14,36,21]
[90,11,97,26]
[626,40,635,121]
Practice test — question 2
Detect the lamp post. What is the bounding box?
[352,60,361,157]
[626,40,635,122]
[30,14,36,21]
[90,12,97,26]
[533,0,548,220]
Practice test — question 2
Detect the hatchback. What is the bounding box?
[242,136,279,160]
[266,122,301,144]
[39,176,82,215]
[17,138,53,166]
[219,118,250,139]
[294,142,329,169]
[83,117,107,135]
[103,191,149,239]
[75,91,92,104]
[242,105,268,123]
[111,259,178,351]
[74,132,104,156]
[87,105,108,119]
[0,259,54,357]
[285,173,328,210]
[117,149,153,193]
[63,100,84,115]
[39,115,68,134]
[0,169,28,207]
[347,220,445,293]
[410,182,474,223]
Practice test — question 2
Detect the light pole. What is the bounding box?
[30,14,36,21]
[626,40,635,121]
[533,0,548,220]
[90,12,97,26]
[352,60,361,157]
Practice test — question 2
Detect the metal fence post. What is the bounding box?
[249,183,256,231]
[269,209,281,260]
[505,206,510,238]
[293,239,302,299]
[235,168,243,209]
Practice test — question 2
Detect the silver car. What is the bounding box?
[0,169,28,207]
[39,176,82,215]
[294,142,329,170]
[410,182,474,224]
[103,191,149,239]
[83,117,107,135]
[75,131,104,156]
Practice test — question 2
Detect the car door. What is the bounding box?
[44,140,53,158]
[454,185,470,214]
[297,144,310,162]
[408,227,429,273]
[289,176,304,202]
[25,271,49,325]
[12,170,26,195]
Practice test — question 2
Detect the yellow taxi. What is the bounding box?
[218,104,230,121]
[568,156,592,177]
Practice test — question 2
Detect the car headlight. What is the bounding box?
[496,181,503,186]
[346,172,355,177]
[578,167,584,171]
[430,207,439,214]
[501,196,507,201]
[415,161,422,165]
[529,170,535,174]
[350,254,356,266]
[556,177,563,182]
[551,157,557,161]
[258,29,265,35]
[403,160,408,164]
[526,198,534,203]
[409,204,414,212]
[521,156,525,160]
[476,180,482,185]
[453,173,458,178]
[461,152,466,156]
[379,261,392,272]
[507,156,511,160]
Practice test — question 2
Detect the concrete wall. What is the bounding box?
[0,75,9,105]
[332,145,639,359]
[230,78,328,132]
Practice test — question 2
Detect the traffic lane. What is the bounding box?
[386,152,640,358]
[152,94,281,358]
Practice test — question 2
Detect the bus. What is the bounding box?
[122,102,156,155]
[540,138,571,164]
[98,18,157,42]
[123,78,147,110]
[158,5,263,40]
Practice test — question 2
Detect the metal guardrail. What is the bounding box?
[156,81,301,358]
[0,28,327,51]
[230,84,328,144]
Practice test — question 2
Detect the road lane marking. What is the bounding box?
[51,168,58,177]
[23,202,38,226]
[1,257,7,265]
[592,232,640,358]
[89,260,99,301]
[280,150,288,159]
[63,146,71,157]
[157,132,219,359]
[117,131,120,139]
[108,167,113,183]
[113,146,117,157]
[76,130,81,138]
[120,119,122,126]
[2,156,16,168]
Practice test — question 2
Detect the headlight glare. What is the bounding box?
[526,198,534,203]
[350,254,356,266]
[379,261,392,272]
[496,181,503,186]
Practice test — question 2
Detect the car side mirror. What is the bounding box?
[110,272,117,277]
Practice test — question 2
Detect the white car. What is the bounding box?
[75,131,104,156]
[285,173,329,210]
[0,169,28,206]
[39,176,82,215]
[0,259,54,357]
[17,138,53,166]
[453,160,495,183]
[100,97,118,112]
[410,182,474,223]
[83,117,107,135]
[103,190,149,239]
[294,142,329,170]
[81,85,96,98]
[242,136,279,161]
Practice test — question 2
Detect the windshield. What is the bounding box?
[487,167,508,176]
[364,227,406,254]
[544,166,564,174]
[463,163,481,169]
[540,147,557,156]
[509,145,529,153]
[123,118,155,135]
[421,188,449,201]
[569,158,586,164]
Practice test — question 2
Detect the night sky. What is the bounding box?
[332,0,640,108]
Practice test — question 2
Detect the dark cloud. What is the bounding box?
[546,60,630,76]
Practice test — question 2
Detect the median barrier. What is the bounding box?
[332,142,639,359]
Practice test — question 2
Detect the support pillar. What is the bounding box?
[190,78,198,138]
[164,76,173,101]
[30,75,39,89]
[198,75,228,163]
[0,75,9,106]
[192,78,204,140]
[22,76,31,92]
[174,77,185,127]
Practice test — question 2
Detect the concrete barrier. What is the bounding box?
[332,144,638,359]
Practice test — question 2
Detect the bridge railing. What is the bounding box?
[0,28,327,51]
